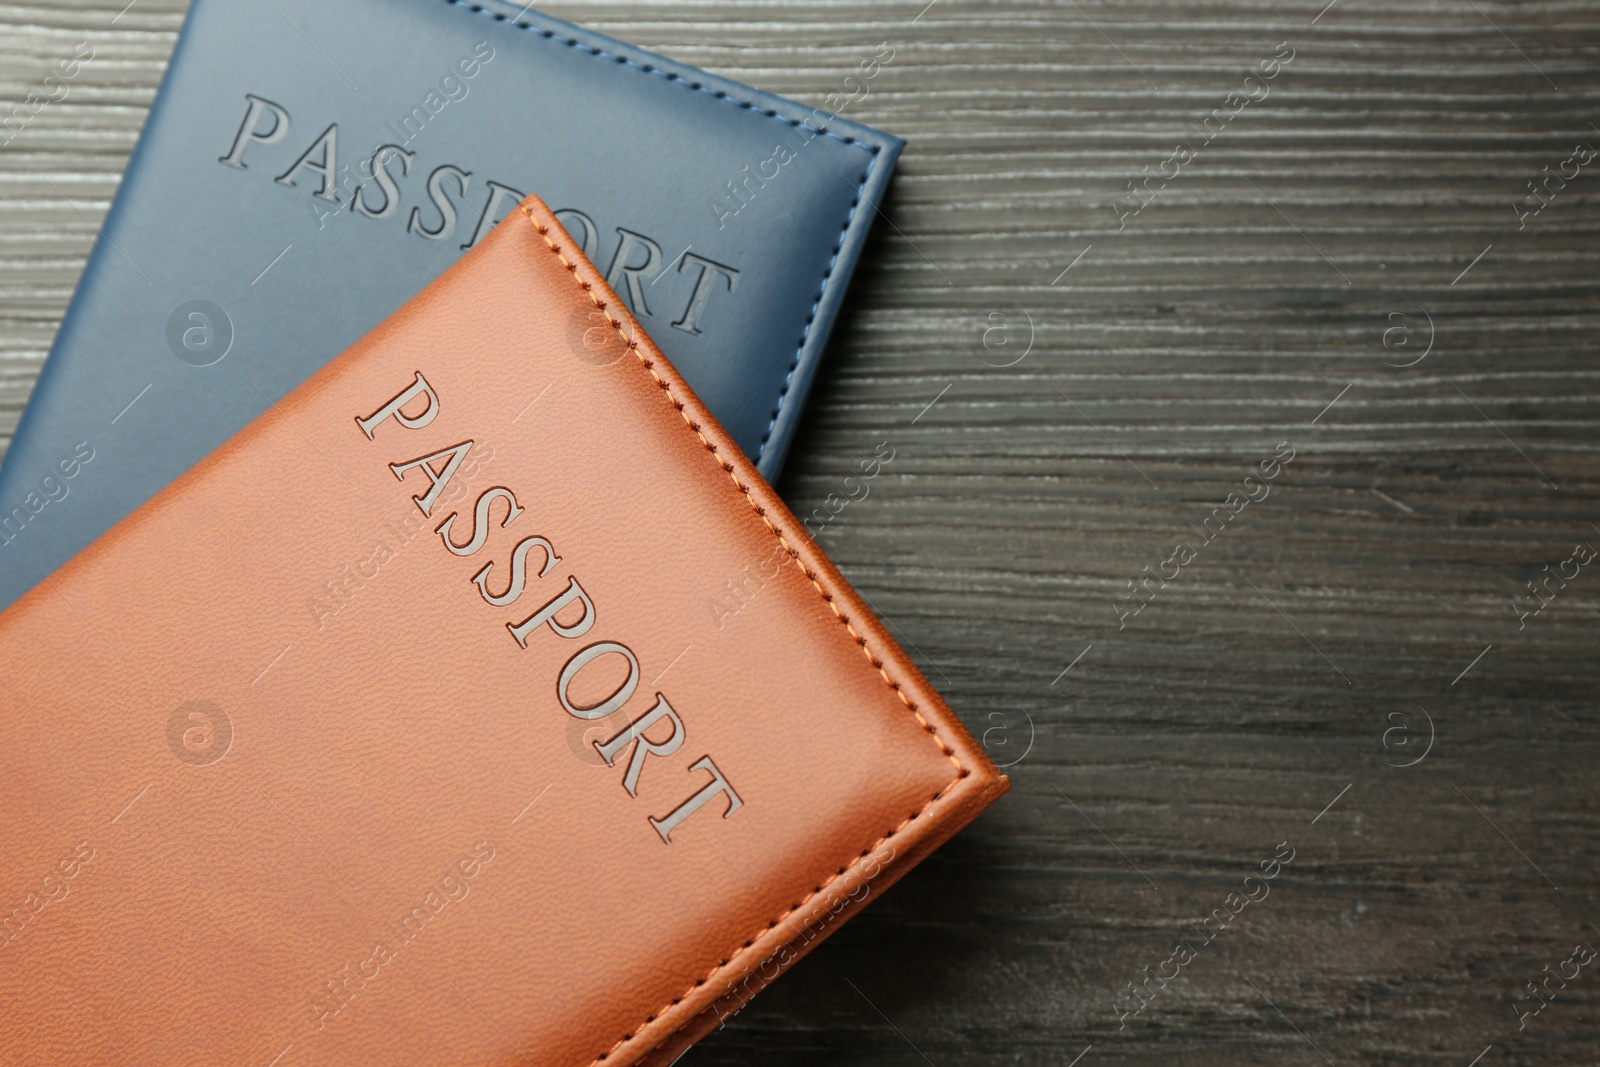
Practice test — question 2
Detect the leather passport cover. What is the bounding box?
[0,0,902,614]
[0,197,1004,1066]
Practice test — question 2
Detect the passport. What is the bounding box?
[0,0,901,611]
[0,197,1004,1067]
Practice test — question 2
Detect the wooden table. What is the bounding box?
[2,1,1597,1063]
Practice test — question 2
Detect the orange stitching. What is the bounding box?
[517,206,968,1065]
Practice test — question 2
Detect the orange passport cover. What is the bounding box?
[0,197,1006,1066]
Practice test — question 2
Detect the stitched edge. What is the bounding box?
[754,161,875,462]
[518,205,968,1067]
[439,0,883,468]
[443,0,877,153]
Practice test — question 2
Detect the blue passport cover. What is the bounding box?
[0,0,900,609]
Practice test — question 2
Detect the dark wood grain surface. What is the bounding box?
[2,1,1598,1064]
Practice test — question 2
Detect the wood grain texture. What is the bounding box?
[2,1,1598,1064]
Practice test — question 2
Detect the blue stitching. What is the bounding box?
[441,0,873,154]
[440,0,880,467]
[756,162,874,458]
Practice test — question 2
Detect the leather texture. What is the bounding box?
[0,0,901,613]
[0,197,1003,1067]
